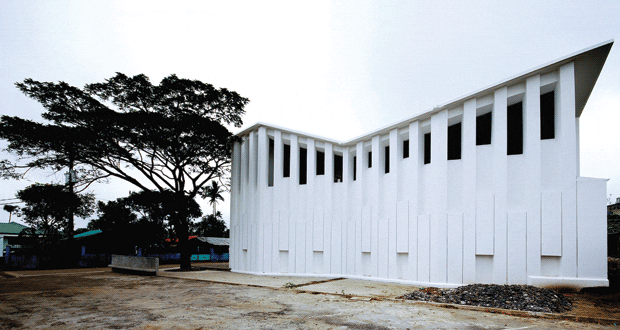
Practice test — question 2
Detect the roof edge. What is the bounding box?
[236,40,614,146]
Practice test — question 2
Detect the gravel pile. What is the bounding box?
[401,284,572,313]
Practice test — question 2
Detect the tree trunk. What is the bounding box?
[176,217,192,270]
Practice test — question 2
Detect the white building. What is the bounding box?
[230,40,613,289]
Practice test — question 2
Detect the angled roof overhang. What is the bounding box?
[236,40,613,146]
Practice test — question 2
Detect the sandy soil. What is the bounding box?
[0,266,616,329]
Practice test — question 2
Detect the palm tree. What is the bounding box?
[3,204,18,223]
[200,181,224,216]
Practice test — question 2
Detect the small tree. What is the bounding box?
[192,211,229,238]
[16,183,95,251]
[3,204,18,223]
[200,181,225,216]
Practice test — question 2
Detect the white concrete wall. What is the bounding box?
[230,59,609,288]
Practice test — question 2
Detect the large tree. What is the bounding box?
[0,73,248,269]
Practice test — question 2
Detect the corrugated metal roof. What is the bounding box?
[196,237,230,246]
[74,229,102,239]
[0,222,28,235]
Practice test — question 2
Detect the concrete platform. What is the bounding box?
[159,268,420,299]
[297,278,418,298]
[158,269,335,289]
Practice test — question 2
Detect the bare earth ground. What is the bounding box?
[0,264,617,329]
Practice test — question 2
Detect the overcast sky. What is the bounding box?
[1,1,619,229]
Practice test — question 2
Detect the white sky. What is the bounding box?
[1,1,619,229]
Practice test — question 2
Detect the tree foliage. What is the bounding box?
[192,211,229,238]
[16,183,95,247]
[3,204,18,222]
[88,190,202,253]
[200,180,225,215]
[0,73,248,269]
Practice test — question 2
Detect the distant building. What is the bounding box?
[608,197,620,215]
[230,41,613,289]
[0,222,29,257]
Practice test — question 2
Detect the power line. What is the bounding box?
[0,201,24,206]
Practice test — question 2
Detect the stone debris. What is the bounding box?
[401,284,572,313]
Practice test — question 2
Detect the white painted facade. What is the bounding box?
[230,41,613,289]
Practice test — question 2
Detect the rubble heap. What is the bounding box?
[401,284,572,313]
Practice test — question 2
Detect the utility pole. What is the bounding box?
[66,141,76,267]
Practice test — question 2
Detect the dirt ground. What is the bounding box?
[0,265,617,329]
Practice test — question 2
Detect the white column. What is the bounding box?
[323,142,334,274]
[248,132,258,271]
[241,136,250,270]
[355,141,364,276]
[462,98,477,284]
[370,136,380,277]
[493,87,508,284]
[257,127,268,273]
[524,75,542,281]
[339,146,350,273]
[406,121,419,281]
[272,130,283,273]
[288,134,299,274]
[230,141,241,270]
[559,62,578,277]
[306,138,315,272]
[388,129,399,279]
[429,110,448,284]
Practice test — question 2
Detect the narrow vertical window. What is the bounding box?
[403,140,409,158]
[424,133,431,164]
[353,156,357,181]
[334,154,343,183]
[476,112,492,145]
[268,138,274,187]
[283,144,290,178]
[316,150,325,175]
[540,91,555,139]
[507,102,523,155]
[299,147,307,185]
[384,146,390,173]
[447,122,462,160]
[368,151,372,168]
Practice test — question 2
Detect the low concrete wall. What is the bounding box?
[109,255,159,275]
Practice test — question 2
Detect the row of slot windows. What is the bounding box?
[266,91,555,186]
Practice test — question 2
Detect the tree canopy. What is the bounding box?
[200,180,225,216]
[192,211,229,238]
[0,73,248,269]
[89,190,202,254]
[16,183,95,247]
[1,73,247,196]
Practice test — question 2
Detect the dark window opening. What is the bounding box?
[299,147,307,185]
[384,146,390,173]
[334,154,343,183]
[403,140,409,158]
[476,112,492,145]
[283,144,291,178]
[368,151,372,168]
[268,138,274,187]
[424,133,431,164]
[507,102,523,155]
[316,150,325,175]
[447,122,462,160]
[353,156,357,181]
[540,91,555,140]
